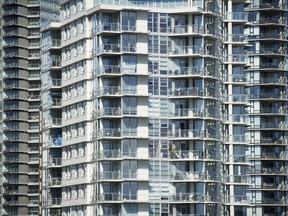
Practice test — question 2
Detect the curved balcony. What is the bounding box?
[250,151,288,160]
[249,92,288,100]
[258,17,287,26]
[247,167,288,175]
[169,129,219,140]
[250,122,288,130]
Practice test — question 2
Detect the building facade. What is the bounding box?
[1,0,288,215]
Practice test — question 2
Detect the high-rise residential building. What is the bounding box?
[1,0,42,215]
[1,0,287,216]
[1,0,59,215]
[245,1,288,215]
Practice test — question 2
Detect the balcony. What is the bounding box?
[226,175,250,184]
[226,155,249,163]
[98,65,121,75]
[168,66,214,77]
[170,171,214,181]
[52,79,61,87]
[96,86,121,96]
[224,12,248,22]
[46,178,61,187]
[170,108,217,119]
[252,152,288,160]
[98,150,137,159]
[169,149,217,160]
[170,193,216,203]
[51,39,61,47]
[227,195,250,204]
[97,23,120,32]
[97,193,137,202]
[260,63,284,69]
[97,107,121,117]
[169,45,211,56]
[169,87,216,98]
[48,158,62,167]
[97,44,121,54]
[250,92,288,100]
[259,17,287,25]
[223,114,247,124]
[169,129,218,140]
[223,94,248,103]
[224,54,247,63]
[260,77,287,85]
[223,74,247,83]
[225,134,248,143]
[46,198,61,206]
[96,129,121,138]
[98,171,137,180]
[52,98,62,107]
[247,167,288,175]
[251,122,288,129]
[226,34,247,42]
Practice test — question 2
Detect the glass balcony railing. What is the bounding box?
[223,114,247,123]
[224,12,248,21]
[224,135,248,143]
[226,155,248,163]
[226,175,250,184]
[97,193,137,201]
[224,54,247,63]
[97,107,121,117]
[169,149,216,160]
[169,129,218,139]
[170,108,217,119]
[98,65,121,75]
[168,66,214,76]
[226,34,247,42]
[97,128,121,138]
[48,158,62,166]
[47,198,61,206]
[169,87,215,97]
[97,23,120,32]
[170,171,214,181]
[169,46,211,55]
[223,94,248,103]
[170,193,216,202]
[227,195,250,204]
[247,167,288,174]
[98,171,137,180]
